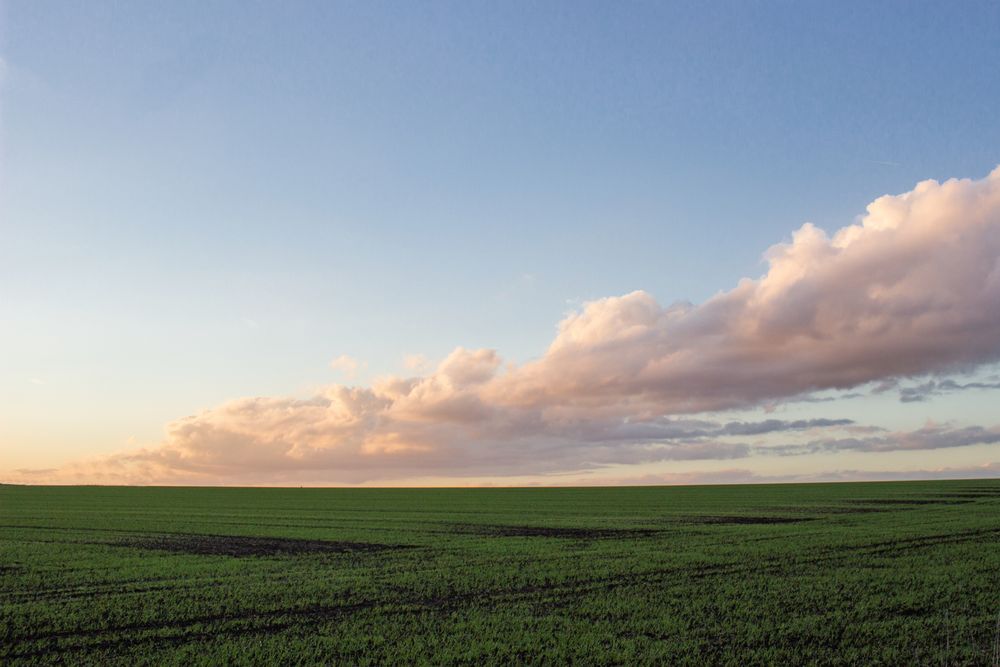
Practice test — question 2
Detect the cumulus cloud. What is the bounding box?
[9,167,1000,484]
[490,167,1000,414]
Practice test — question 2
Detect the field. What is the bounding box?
[2,480,999,665]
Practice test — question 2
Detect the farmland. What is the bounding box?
[1,480,999,665]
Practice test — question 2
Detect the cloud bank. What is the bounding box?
[579,461,1000,487]
[9,167,1000,484]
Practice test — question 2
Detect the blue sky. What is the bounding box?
[2,1,1000,483]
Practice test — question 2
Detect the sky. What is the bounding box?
[2,1,1000,486]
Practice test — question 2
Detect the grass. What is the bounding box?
[1,480,999,665]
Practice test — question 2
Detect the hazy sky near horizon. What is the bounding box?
[3,1,1000,485]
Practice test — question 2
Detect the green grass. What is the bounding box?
[2,480,999,665]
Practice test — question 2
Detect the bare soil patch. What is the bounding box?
[817,506,888,514]
[844,498,974,506]
[448,524,659,539]
[932,491,1000,499]
[684,515,813,525]
[115,533,411,558]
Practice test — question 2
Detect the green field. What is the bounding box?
[2,480,999,665]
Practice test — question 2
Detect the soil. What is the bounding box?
[115,533,411,558]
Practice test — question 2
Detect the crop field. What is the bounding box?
[2,480,999,665]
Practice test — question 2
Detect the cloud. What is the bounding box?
[719,418,855,436]
[12,411,999,486]
[762,391,865,412]
[329,354,364,380]
[579,461,1000,487]
[767,422,1000,456]
[10,167,1000,485]
[897,377,1000,402]
[489,167,1000,414]
[4,410,867,485]
[403,354,431,371]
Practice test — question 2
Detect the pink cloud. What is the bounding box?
[8,167,1000,485]
[492,167,1000,413]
